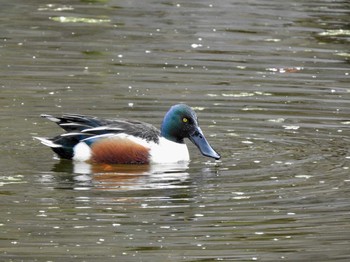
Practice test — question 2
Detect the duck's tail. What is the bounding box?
[34,133,92,159]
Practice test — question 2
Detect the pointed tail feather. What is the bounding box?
[33,136,62,148]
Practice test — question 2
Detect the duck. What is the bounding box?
[34,104,220,164]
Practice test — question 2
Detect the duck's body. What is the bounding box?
[35,104,220,164]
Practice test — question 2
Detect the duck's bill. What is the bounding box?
[189,127,221,160]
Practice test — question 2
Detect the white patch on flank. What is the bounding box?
[73,142,92,162]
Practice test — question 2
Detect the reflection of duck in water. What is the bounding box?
[35,104,220,164]
[52,160,190,191]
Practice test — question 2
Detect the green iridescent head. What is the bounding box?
[161,104,220,160]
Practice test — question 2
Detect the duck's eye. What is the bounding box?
[182,117,188,123]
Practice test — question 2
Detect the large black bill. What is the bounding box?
[189,127,221,160]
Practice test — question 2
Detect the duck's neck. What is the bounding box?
[160,128,184,144]
[160,121,184,144]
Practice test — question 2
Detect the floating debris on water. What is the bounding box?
[266,67,303,73]
[50,16,111,24]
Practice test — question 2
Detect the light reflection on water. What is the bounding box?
[0,0,350,261]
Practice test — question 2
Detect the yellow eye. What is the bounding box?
[183,117,188,123]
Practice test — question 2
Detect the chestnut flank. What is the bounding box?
[91,138,150,164]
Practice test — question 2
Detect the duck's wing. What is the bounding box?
[83,119,160,143]
[41,114,108,132]
[41,114,160,143]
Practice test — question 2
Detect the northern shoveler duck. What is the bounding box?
[35,104,220,164]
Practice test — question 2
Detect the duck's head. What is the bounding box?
[160,104,220,160]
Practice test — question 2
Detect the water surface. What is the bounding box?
[1,0,349,261]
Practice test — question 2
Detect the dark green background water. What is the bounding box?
[1,0,349,261]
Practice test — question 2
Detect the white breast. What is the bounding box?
[150,137,190,164]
